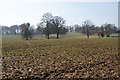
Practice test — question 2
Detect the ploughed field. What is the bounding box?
[2,38,120,79]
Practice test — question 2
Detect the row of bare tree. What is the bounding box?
[37,13,67,39]
[1,12,119,40]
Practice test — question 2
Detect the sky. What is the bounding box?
[118,1,120,29]
[0,0,119,28]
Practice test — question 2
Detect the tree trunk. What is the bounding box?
[57,32,59,39]
[87,31,89,38]
[98,33,100,38]
[26,38,28,40]
[47,34,49,39]
[47,21,49,39]
[87,35,89,38]
[56,26,59,39]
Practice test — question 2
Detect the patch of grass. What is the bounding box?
[3,33,117,42]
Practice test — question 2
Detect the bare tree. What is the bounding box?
[41,13,53,39]
[82,20,93,38]
[36,22,44,35]
[74,24,82,32]
[103,23,113,37]
[52,16,65,39]
[2,26,10,35]
[10,25,20,34]
[20,23,32,40]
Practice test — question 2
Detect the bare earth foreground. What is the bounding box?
[2,38,120,79]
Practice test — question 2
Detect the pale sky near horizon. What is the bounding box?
[0,0,119,28]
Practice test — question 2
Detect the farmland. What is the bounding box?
[2,35,120,79]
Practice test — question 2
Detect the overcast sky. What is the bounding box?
[0,0,119,28]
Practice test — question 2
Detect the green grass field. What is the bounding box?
[2,32,119,42]
[2,33,120,79]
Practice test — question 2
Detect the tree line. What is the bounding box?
[1,12,120,40]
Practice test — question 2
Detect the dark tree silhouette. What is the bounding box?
[10,25,19,34]
[41,13,53,39]
[20,23,32,40]
[52,16,65,39]
[100,32,105,38]
[103,23,113,37]
[82,20,93,38]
